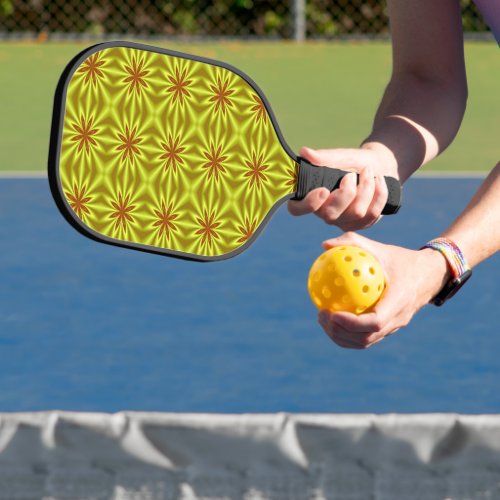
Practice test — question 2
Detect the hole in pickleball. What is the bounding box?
[313,271,321,282]
[352,269,360,277]
[356,306,365,314]
[369,267,376,275]
[322,286,332,299]
[334,277,344,287]
[342,295,351,304]
[362,285,369,293]
[344,256,352,262]
[359,251,366,257]
[378,284,382,291]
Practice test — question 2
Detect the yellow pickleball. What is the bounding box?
[308,245,385,314]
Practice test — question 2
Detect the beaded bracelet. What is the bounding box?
[420,237,472,306]
[421,238,470,278]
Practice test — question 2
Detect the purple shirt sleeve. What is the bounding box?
[473,0,500,45]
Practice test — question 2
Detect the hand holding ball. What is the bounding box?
[308,245,385,314]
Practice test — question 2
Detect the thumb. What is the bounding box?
[322,231,368,250]
[299,147,365,170]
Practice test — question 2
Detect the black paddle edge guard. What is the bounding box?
[47,41,297,262]
[293,157,402,215]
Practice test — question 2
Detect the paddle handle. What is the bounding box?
[293,157,402,215]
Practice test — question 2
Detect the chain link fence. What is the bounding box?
[0,0,491,40]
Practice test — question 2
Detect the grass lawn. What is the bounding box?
[0,40,497,172]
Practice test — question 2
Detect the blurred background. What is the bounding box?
[0,1,497,176]
[0,0,492,40]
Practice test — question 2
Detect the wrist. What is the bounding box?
[361,141,399,178]
[417,248,453,303]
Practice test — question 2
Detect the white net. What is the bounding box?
[0,412,500,499]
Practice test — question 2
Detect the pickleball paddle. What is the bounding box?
[48,41,401,261]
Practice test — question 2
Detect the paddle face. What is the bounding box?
[49,41,299,261]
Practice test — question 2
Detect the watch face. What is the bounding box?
[432,269,472,306]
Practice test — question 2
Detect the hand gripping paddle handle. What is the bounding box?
[293,157,402,215]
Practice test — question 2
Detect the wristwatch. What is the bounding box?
[421,238,472,306]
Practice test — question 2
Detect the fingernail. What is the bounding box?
[319,189,329,201]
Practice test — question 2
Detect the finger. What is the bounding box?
[322,231,369,251]
[317,310,333,329]
[331,323,371,348]
[385,328,400,337]
[361,328,399,348]
[365,335,386,348]
[288,188,330,216]
[367,290,410,335]
[315,172,357,224]
[330,317,389,349]
[340,213,383,233]
[365,213,384,229]
[363,174,389,224]
[319,309,391,349]
[342,164,376,221]
[321,324,365,349]
[332,294,400,339]
[319,311,369,349]
[330,311,385,335]
[323,171,390,231]
[328,327,379,349]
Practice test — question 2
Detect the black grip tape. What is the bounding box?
[293,157,402,215]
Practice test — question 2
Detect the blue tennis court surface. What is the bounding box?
[0,177,498,413]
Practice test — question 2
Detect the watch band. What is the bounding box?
[421,238,472,306]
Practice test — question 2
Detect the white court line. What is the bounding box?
[414,170,487,178]
[0,171,47,178]
[0,170,489,179]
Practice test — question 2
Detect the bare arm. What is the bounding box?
[289,0,468,226]
[363,0,468,182]
[441,162,500,268]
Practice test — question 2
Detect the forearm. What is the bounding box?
[419,162,500,302]
[362,73,467,182]
[360,0,467,183]
[441,162,500,267]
